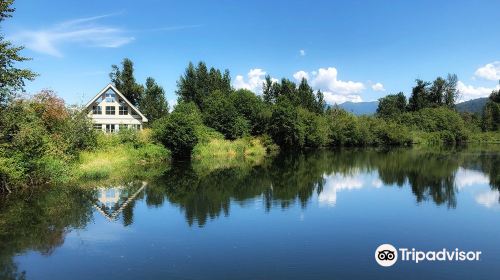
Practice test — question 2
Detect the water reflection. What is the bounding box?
[0,146,499,279]
[104,147,500,227]
[92,182,146,222]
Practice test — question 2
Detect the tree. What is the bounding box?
[232,89,267,135]
[152,102,200,159]
[109,58,144,106]
[376,92,407,119]
[176,61,232,109]
[482,88,500,131]
[202,90,249,139]
[0,0,37,105]
[408,79,430,111]
[408,74,458,111]
[269,101,305,148]
[140,77,169,124]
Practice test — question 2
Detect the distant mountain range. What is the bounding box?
[455,97,489,114]
[337,101,378,115]
[334,98,489,116]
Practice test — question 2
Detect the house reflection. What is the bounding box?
[92,182,147,222]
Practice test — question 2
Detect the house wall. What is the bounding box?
[87,89,144,132]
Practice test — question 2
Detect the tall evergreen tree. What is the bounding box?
[176,61,231,109]
[139,77,169,124]
[109,58,144,106]
[0,0,37,106]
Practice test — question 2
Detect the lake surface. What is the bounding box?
[1,147,499,280]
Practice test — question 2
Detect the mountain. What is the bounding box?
[337,101,378,115]
[330,97,487,116]
[455,98,488,114]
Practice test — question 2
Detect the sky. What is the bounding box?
[4,0,500,106]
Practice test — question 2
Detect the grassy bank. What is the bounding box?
[73,129,170,186]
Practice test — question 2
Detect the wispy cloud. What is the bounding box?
[9,12,133,57]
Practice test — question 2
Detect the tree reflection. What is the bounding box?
[149,147,498,226]
[0,146,498,277]
[0,188,93,280]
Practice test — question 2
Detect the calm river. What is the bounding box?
[1,146,499,279]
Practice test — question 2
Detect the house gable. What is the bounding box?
[85,84,148,122]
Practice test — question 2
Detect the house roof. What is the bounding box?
[84,83,148,122]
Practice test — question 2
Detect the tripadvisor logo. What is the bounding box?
[375,244,482,267]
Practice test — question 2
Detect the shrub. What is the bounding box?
[153,102,200,158]
[397,107,469,143]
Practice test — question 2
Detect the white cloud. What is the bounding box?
[454,168,490,190]
[457,81,499,102]
[234,68,276,94]
[293,70,309,81]
[371,82,385,92]
[475,191,499,209]
[9,13,134,57]
[474,62,500,81]
[299,49,306,56]
[299,67,366,103]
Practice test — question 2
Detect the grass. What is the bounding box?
[191,137,272,173]
[73,130,170,186]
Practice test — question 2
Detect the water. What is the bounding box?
[1,147,499,280]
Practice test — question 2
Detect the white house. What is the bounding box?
[85,84,148,132]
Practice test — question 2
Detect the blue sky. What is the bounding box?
[4,0,500,105]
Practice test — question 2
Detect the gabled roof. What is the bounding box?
[84,83,148,122]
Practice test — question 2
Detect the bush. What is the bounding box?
[153,102,200,158]
[397,107,469,143]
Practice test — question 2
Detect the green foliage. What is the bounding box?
[269,101,305,148]
[232,89,269,135]
[408,74,458,111]
[398,107,469,143]
[263,77,324,113]
[377,92,407,119]
[139,77,169,124]
[202,90,249,139]
[482,89,500,131]
[298,108,328,147]
[176,61,231,109]
[109,58,144,106]
[153,102,200,158]
[0,92,97,192]
[0,0,37,106]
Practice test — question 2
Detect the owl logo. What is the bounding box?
[375,244,398,267]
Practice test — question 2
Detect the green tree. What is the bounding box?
[408,79,430,111]
[408,74,458,111]
[376,92,407,119]
[202,90,249,139]
[140,77,169,124]
[110,58,144,106]
[152,102,200,159]
[232,89,268,135]
[176,61,232,109]
[269,101,305,148]
[0,0,37,106]
[482,89,500,131]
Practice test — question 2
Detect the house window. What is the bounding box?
[93,124,102,131]
[119,124,128,130]
[92,106,102,115]
[105,124,115,133]
[105,91,115,102]
[119,106,128,115]
[105,106,115,115]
